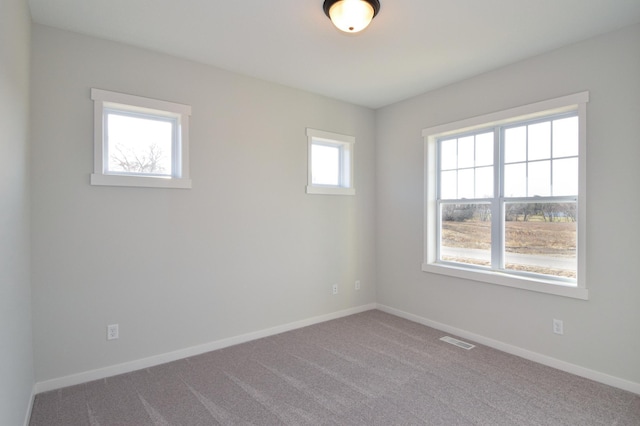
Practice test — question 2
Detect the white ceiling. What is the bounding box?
[28,0,640,109]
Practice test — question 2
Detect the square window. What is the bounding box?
[91,88,192,189]
[306,128,355,195]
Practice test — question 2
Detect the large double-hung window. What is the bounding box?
[423,93,588,299]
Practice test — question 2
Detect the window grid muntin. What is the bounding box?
[501,112,578,198]
[437,111,578,283]
[437,127,495,201]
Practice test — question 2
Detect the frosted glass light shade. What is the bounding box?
[324,0,380,33]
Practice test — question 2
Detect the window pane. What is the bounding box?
[312,144,340,185]
[440,170,457,199]
[504,163,526,197]
[440,203,491,267]
[553,117,578,158]
[553,158,578,196]
[475,132,493,166]
[107,113,173,175]
[440,139,457,170]
[528,121,551,161]
[528,160,551,196]
[504,126,526,163]
[458,168,474,199]
[476,166,493,198]
[504,202,576,278]
[458,136,474,168]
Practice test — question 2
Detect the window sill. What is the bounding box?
[422,262,588,300]
[91,174,192,189]
[306,185,355,196]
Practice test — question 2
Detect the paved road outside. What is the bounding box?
[441,247,576,270]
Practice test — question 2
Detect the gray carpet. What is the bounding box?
[29,310,640,425]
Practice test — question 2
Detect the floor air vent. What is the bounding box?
[440,336,475,350]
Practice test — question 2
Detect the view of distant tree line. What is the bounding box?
[442,203,576,223]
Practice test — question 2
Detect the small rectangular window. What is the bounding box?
[91,88,192,189]
[306,128,355,195]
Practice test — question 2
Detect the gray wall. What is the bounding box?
[0,0,34,424]
[376,24,640,384]
[27,16,640,392]
[30,25,376,382]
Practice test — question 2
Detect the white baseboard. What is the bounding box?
[34,302,638,397]
[23,384,35,426]
[34,303,377,394]
[376,303,640,396]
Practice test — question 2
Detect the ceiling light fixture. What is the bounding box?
[323,0,381,33]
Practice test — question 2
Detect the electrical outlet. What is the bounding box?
[355,280,361,290]
[553,319,563,335]
[107,324,119,340]
[332,284,338,295]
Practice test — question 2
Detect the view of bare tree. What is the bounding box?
[110,143,167,174]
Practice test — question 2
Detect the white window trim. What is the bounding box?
[91,88,192,189]
[306,128,355,195]
[422,92,589,300]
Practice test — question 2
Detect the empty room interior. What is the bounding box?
[3,0,640,424]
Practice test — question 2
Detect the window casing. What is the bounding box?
[306,128,355,195]
[91,88,192,189]
[423,92,588,300]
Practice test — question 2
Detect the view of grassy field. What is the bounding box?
[442,218,577,278]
